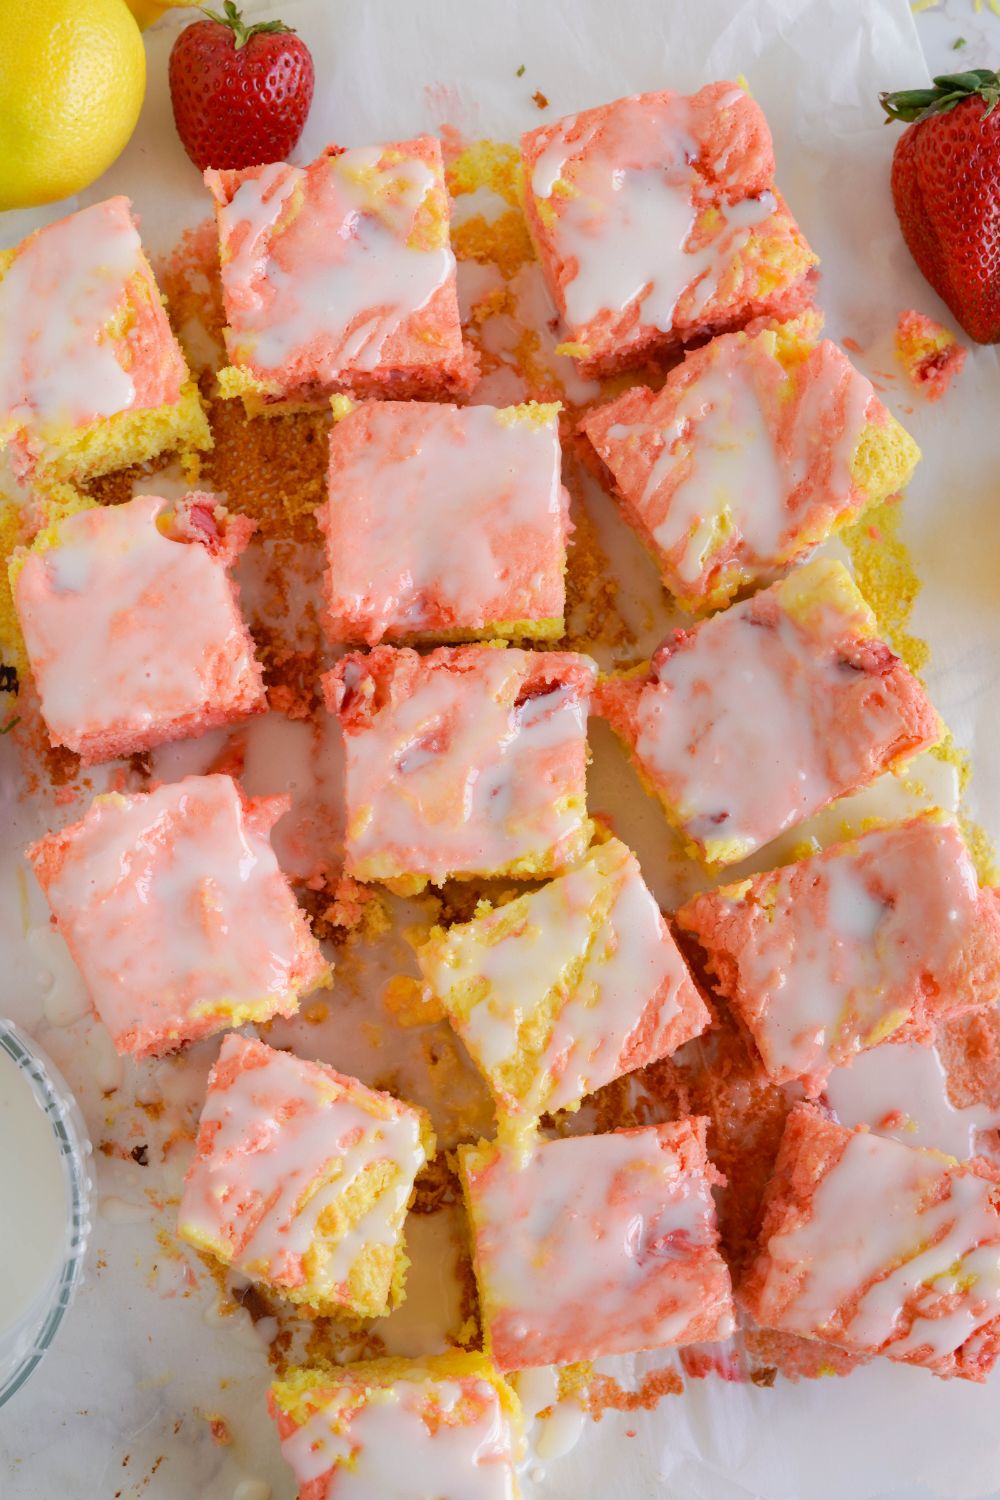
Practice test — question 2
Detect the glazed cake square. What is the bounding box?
[579,320,920,612]
[28,775,330,1058]
[520,84,817,378]
[0,196,209,494]
[417,836,710,1130]
[319,399,569,645]
[207,137,475,410]
[595,558,940,867]
[268,1353,522,1500]
[10,492,266,764]
[459,1117,734,1370]
[743,1105,1000,1381]
[179,1035,434,1317]
[323,645,595,889]
[677,818,1000,1093]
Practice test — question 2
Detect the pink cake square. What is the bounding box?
[207,137,476,408]
[595,559,940,867]
[179,1034,434,1316]
[11,492,266,764]
[417,836,710,1129]
[520,84,817,379]
[460,1117,734,1370]
[319,399,570,644]
[677,818,1000,1094]
[268,1354,522,1500]
[28,774,330,1058]
[0,196,209,491]
[323,645,595,888]
[743,1105,1000,1381]
[579,322,919,612]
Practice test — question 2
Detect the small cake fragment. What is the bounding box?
[179,1035,433,1317]
[896,310,967,402]
[268,1353,522,1499]
[579,321,920,612]
[320,399,570,644]
[207,137,476,410]
[0,196,210,492]
[742,1104,1000,1381]
[323,645,595,889]
[459,1117,734,1370]
[10,492,266,763]
[28,775,330,1058]
[417,836,710,1128]
[594,558,940,866]
[677,818,1000,1093]
[520,83,818,378]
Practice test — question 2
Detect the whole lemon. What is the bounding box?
[126,0,197,31]
[0,0,146,211]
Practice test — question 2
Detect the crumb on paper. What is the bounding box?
[532,90,549,109]
[895,309,967,402]
[516,63,526,76]
[841,335,863,354]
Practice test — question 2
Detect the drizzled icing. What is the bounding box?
[522,85,808,360]
[277,1373,517,1500]
[0,198,187,481]
[615,559,937,864]
[418,837,707,1122]
[179,1035,429,1311]
[327,647,595,883]
[680,819,1000,1090]
[321,401,568,643]
[463,1120,734,1370]
[213,140,458,382]
[29,776,328,1058]
[582,329,878,605]
[13,494,264,760]
[762,1125,1000,1366]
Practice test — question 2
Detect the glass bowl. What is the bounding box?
[0,1020,93,1409]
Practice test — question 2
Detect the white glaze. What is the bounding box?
[280,1377,516,1499]
[825,1042,1000,1160]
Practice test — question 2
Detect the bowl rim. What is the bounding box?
[0,1019,93,1410]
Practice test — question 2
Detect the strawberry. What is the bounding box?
[881,70,1000,344]
[169,1,314,172]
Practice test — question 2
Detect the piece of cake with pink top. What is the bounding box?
[460,1117,734,1370]
[323,645,595,890]
[0,196,209,495]
[595,558,939,867]
[579,321,921,612]
[179,1035,434,1317]
[319,399,570,645]
[676,818,1000,1094]
[520,84,818,379]
[28,775,330,1058]
[268,1353,523,1500]
[743,1105,1000,1381]
[207,137,475,411]
[417,836,710,1132]
[10,492,266,764]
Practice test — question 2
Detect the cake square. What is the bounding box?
[579,321,921,612]
[417,836,710,1130]
[520,83,817,379]
[319,399,570,645]
[323,645,595,889]
[27,774,330,1058]
[676,818,1000,1093]
[742,1105,1000,1381]
[207,137,475,411]
[0,196,210,495]
[179,1034,434,1317]
[268,1353,522,1499]
[595,558,940,867]
[10,492,266,764]
[459,1117,734,1370]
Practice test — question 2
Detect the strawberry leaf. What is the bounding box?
[881,69,1000,122]
[200,1,294,49]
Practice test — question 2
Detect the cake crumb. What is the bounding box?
[895,309,967,402]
